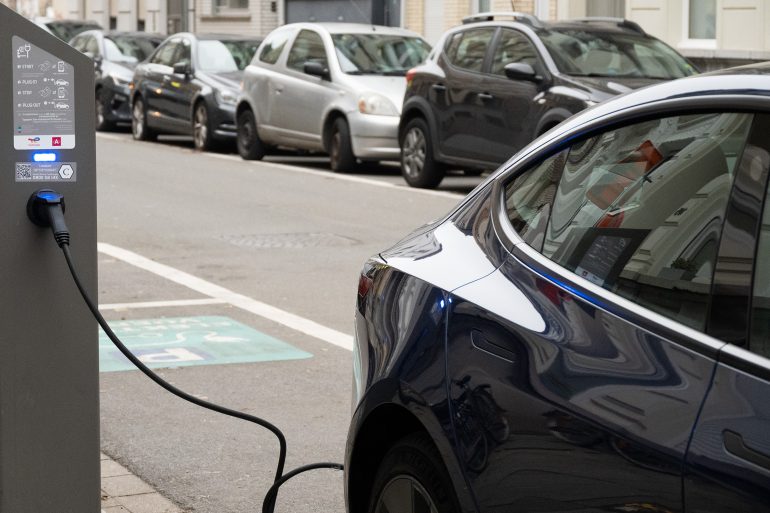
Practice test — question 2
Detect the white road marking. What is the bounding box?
[96,132,466,200]
[99,298,227,311]
[97,242,354,351]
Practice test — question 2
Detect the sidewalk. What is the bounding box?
[101,452,185,513]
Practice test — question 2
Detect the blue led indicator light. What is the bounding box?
[32,152,57,162]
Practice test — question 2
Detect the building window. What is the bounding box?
[689,0,716,39]
[214,0,248,14]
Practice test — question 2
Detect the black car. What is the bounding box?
[69,30,163,131]
[130,33,261,151]
[347,64,770,513]
[35,18,102,42]
[399,13,697,188]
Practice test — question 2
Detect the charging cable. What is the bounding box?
[27,189,344,513]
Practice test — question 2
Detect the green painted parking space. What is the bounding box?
[99,315,312,372]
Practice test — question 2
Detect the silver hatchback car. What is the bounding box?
[235,22,430,171]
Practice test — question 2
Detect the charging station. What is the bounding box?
[0,4,99,510]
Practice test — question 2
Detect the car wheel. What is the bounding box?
[329,117,356,172]
[95,88,114,132]
[237,109,266,160]
[194,102,217,151]
[132,96,156,141]
[400,117,444,189]
[368,433,460,513]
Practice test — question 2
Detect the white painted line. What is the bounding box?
[99,298,227,311]
[95,133,127,142]
[97,242,354,351]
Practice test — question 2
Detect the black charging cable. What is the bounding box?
[27,189,344,513]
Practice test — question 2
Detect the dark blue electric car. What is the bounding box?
[347,64,770,513]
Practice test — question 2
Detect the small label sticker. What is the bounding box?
[15,162,77,182]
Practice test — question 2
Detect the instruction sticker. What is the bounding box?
[15,162,76,182]
[12,36,75,150]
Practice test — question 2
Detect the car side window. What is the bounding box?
[259,27,293,64]
[85,36,100,57]
[748,148,770,358]
[541,112,753,331]
[151,40,179,66]
[71,36,86,52]
[174,38,191,66]
[445,28,495,73]
[286,30,327,72]
[490,28,538,76]
[504,150,567,250]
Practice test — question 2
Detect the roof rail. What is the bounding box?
[462,11,544,29]
[570,17,646,35]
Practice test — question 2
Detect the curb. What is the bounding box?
[101,452,186,513]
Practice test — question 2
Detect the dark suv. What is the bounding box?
[399,13,697,188]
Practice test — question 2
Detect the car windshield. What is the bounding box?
[332,33,430,76]
[47,22,101,42]
[104,36,160,63]
[197,39,260,72]
[539,29,696,79]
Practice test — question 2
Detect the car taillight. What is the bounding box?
[358,273,374,298]
[406,68,417,88]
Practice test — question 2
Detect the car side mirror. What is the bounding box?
[173,61,192,77]
[504,62,541,82]
[304,61,329,80]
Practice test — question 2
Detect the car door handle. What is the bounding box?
[274,85,284,94]
[723,430,770,470]
[470,329,517,363]
[477,92,494,101]
[431,83,446,92]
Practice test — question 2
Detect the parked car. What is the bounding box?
[35,17,102,41]
[131,33,262,151]
[347,64,770,513]
[236,22,430,171]
[400,13,698,188]
[69,30,163,131]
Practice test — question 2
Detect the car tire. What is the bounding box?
[237,109,266,160]
[132,96,156,141]
[400,117,445,189]
[329,117,356,172]
[193,102,215,152]
[95,88,114,132]
[367,432,460,513]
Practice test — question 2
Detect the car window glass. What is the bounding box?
[446,28,495,72]
[490,29,538,76]
[71,36,85,52]
[748,148,770,358]
[542,112,753,330]
[259,27,292,64]
[332,34,430,75]
[85,36,100,57]
[505,150,567,250]
[286,30,327,72]
[151,40,179,66]
[175,38,191,65]
[105,36,159,62]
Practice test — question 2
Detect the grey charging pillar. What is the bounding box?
[0,5,99,511]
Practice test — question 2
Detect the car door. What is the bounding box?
[270,28,335,148]
[162,37,197,132]
[436,27,495,162]
[476,28,546,164]
[446,110,758,512]
[142,38,181,130]
[685,116,770,512]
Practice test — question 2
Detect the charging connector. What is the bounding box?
[27,189,342,513]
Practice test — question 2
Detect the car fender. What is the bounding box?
[399,95,441,152]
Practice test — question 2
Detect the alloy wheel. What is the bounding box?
[194,104,208,150]
[132,100,144,139]
[330,130,341,170]
[374,475,439,513]
[96,95,105,128]
[402,127,426,180]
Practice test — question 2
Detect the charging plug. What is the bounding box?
[27,189,70,247]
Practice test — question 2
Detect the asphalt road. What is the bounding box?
[96,133,480,513]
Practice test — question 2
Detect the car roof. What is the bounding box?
[171,32,262,42]
[283,22,423,37]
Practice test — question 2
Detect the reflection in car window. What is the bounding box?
[287,30,327,72]
[542,113,753,330]
[175,38,192,66]
[104,36,159,63]
[539,29,696,79]
[491,29,538,76]
[332,34,430,75]
[445,28,495,73]
[85,36,100,57]
[259,27,292,64]
[198,40,259,71]
[505,150,567,250]
[749,147,770,358]
[151,40,180,66]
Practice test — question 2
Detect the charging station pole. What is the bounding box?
[0,4,99,511]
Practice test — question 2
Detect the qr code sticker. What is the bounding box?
[16,164,32,180]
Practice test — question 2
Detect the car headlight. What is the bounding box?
[358,93,399,116]
[109,72,132,88]
[215,88,238,107]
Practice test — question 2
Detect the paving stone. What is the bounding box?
[118,492,183,513]
[101,474,156,497]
